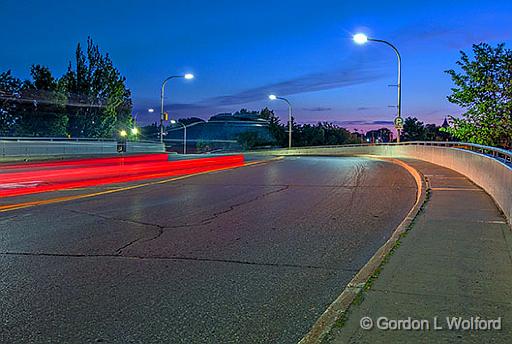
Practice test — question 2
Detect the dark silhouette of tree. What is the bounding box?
[402,117,426,141]
[60,37,132,138]
[0,70,22,135]
[178,117,204,126]
[0,38,132,138]
[402,116,453,142]
[259,107,286,146]
[16,65,68,136]
[366,128,392,143]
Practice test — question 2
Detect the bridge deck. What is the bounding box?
[327,159,512,343]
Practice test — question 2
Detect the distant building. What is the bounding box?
[165,112,274,152]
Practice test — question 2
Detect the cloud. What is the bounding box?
[302,106,332,112]
[330,120,394,126]
[202,66,384,107]
[142,63,386,113]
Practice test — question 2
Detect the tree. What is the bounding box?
[15,65,68,137]
[0,70,22,135]
[402,117,426,141]
[401,116,453,142]
[366,128,392,143]
[178,117,204,126]
[61,37,132,137]
[444,43,512,148]
[237,131,269,150]
[140,122,160,141]
[259,107,285,146]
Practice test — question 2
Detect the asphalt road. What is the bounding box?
[0,156,416,343]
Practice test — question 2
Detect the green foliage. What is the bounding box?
[195,139,211,153]
[402,116,451,142]
[140,123,160,141]
[289,121,359,147]
[365,128,392,143]
[402,117,426,141]
[236,131,272,150]
[16,65,69,136]
[61,37,132,137]
[0,37,132,138]
[0,70,22,135]
[445,43,512,148]
[259,107,286,146]
[178,117,204,126]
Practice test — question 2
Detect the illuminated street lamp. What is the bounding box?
[119,130,128,137]
[131,127,139,135]
[148,108,155,113]
[170,119,187,154]
[353,33,402,142]
[268,94,293,149]
[160,73,194,143]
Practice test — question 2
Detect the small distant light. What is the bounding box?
[184,73,194,80]
[268,94,277,100]
[120,130,128,137]
[131,127,139,135]
[366,138,370,142]
[353,33,369,45]
[148,108,155,113]
[170,119,177,124]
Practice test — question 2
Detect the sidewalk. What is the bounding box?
[326,159,512,343]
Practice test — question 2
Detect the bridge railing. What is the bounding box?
[285,141,512,166]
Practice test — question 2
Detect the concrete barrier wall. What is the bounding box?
[0,139,118,157]
[254,145,512,224]
[125,142,166,153]
[1,140,165,157]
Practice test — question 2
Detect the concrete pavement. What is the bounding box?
[325,159,512,343]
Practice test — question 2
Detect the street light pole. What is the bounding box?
[170,120,187,154]
[269,95,293,149]
[353,34,402,143]
[159,74,194,144]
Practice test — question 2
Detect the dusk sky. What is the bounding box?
[1,0,511,131]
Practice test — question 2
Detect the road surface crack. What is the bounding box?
[199,185,290,225]
[0,251,357,271]
[63,208,164,254]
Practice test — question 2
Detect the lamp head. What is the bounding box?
[268,94,277,101]
[119,130,127,137]
[353,33,368,44]
[148,108,154,113]
[184,73,194,80]
[170,119,177,124]
[131,127,139,135]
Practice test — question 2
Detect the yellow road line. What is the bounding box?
[0,157,282,213]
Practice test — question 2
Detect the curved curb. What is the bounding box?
[298,156,428,344]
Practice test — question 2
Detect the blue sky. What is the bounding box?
[1,0,511,131]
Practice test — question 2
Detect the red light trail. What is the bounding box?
[0,154,245,198]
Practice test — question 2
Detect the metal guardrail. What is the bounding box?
[289,141,512,165]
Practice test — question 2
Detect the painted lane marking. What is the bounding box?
[0,181,43,189]
[0,157,282,213]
